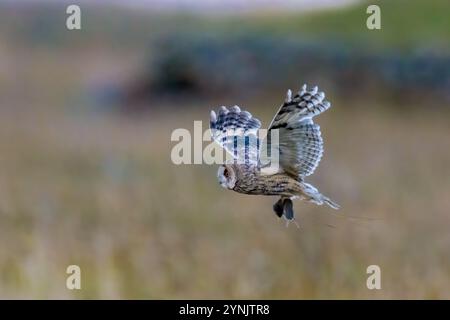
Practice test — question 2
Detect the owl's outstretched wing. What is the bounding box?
[262,84,332,178]
[210,106,261,165]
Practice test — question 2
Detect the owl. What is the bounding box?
[210,84,339,226]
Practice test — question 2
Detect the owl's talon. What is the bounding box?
[282,198,294,220]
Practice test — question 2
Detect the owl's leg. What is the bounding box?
[282,198,294,220]
[273,198,284,218]
[282,198,300,228]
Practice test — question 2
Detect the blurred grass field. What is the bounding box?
[0,0,449,299]
[1,101,450,299]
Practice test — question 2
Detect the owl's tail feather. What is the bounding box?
[322,196,340,210]
[301,182,340,210]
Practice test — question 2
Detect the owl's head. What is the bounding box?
[217,165,236,189]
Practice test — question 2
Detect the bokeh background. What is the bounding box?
[0,0,449,299]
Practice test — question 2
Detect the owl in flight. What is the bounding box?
[210,84,339,226]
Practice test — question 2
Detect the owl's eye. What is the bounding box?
[223,168,229,178]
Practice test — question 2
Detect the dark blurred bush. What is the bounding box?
[123,32,450,107]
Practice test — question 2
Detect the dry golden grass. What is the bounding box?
[0,100,449,299]
[1,0,449,300]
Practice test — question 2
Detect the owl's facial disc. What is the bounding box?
[217,165,236,189]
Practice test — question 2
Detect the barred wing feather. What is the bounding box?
[210,106,261,165]
[263,84,332,178]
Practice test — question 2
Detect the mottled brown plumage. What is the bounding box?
[229,164,302,197]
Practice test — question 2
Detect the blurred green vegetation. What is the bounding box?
[2,0,449,50]
[240,0,450,49]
